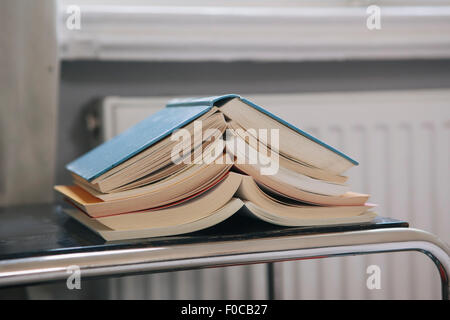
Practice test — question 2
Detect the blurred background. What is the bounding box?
[0,0,449,299]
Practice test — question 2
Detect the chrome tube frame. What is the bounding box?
[0,228,448,299]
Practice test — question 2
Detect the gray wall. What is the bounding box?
[0,0,59,206]
[57,59,450,185]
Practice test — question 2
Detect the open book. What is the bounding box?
[56,94,375,241]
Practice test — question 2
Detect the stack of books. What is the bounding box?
[55,94,375,241]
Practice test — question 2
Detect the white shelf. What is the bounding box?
[57,1,450,61]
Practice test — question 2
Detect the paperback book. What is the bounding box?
[56,94,375,241]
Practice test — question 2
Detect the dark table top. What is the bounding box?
[0,203,408,261]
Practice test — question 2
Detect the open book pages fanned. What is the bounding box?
[56,94,375,241]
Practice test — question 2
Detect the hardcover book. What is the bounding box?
[56,94,375,241]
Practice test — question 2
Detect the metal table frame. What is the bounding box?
[0,227,449,299]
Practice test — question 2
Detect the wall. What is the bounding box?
[0,0,59,206]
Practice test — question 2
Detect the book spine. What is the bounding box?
[166,94,240,108]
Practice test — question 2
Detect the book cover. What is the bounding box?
[66,105,212,181]
[168,94,358,166]
[67,94,357,182]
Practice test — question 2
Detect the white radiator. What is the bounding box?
[98,90,449,300]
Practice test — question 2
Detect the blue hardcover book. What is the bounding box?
[67,105,213,181]
[67,94,357,182]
